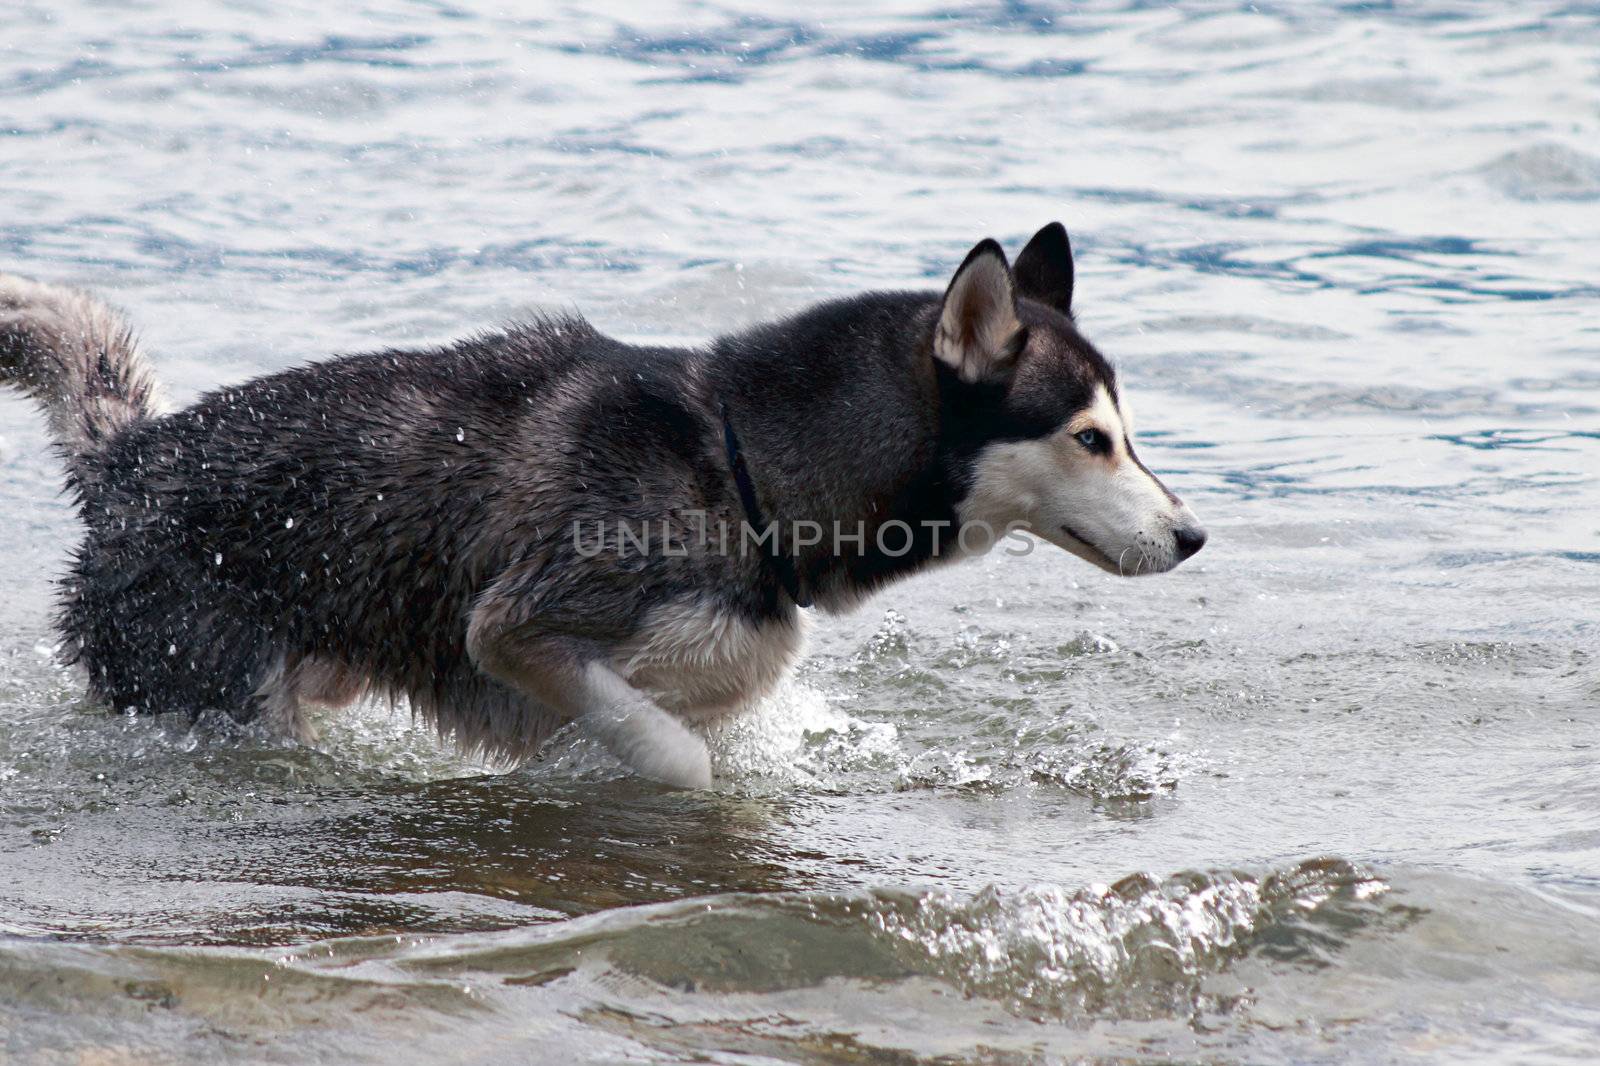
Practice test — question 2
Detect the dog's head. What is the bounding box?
[943,223,1206,575]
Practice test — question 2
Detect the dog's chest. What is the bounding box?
[614,599,806,720]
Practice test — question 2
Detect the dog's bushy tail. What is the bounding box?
[0,273,161,466]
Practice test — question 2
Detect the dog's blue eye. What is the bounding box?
[1076,428,1101,449]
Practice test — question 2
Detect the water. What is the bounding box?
[2,2,1598,1061]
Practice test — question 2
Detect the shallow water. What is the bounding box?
[3,2,1599,1062]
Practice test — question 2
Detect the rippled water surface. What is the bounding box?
[3,2,1599,1062]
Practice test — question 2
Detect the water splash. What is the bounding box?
[708,682,901,791]
[864,858,1393,1018]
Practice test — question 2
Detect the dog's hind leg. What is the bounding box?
[249,654,317,744]
[242,656,374,745]
[287,655,369,710]
[465,615,712,790]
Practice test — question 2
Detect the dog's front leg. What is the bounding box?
[566,660,714,789]
[466,617,712,789]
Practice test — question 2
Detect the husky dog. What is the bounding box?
[0,224,1204,788]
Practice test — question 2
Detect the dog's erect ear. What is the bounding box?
[936,238,1026,384]
[1013,221,1075,316]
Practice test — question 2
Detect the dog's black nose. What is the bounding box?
[1174,525,1207,561]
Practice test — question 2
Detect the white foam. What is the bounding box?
[1480,143,1600,201]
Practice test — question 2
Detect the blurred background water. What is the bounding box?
[2,2,1598,1062]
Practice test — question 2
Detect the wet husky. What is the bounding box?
[0,224,1204,788]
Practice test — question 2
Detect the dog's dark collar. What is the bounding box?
[720,404,811,609]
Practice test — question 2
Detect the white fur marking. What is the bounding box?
[614,598,807,720]
[956,385,1200,575]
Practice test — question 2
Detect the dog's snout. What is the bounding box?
[1174,524,1207,562]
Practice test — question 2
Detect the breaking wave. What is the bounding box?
[380,857,1399,1024]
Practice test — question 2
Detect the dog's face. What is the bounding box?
[942,224,1206,575]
